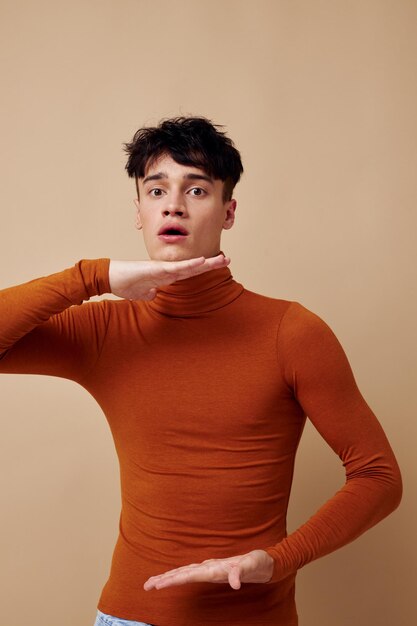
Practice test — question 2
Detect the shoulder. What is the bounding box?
[240,287,330,331]
[240,286,293,317]
[238,286,341,353]
[279,300,334,335]
[274,300,351,380]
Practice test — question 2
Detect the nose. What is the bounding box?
[162,189,188,217]
[163,206,185,216]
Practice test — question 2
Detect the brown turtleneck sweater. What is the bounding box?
[0,258,402,626]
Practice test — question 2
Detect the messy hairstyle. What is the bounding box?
[123,115,244,202]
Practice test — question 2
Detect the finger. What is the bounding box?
[228,565,241,590]
[152,558,236,589]
[169,256,206,272]
[155,570,195,589]
[231,551,266,584]
[200,255,231,271]
[164,253,229,277]
[144,563,204,590]
[176,256,230,280]
[144,567,203,590]
[140,288,157,301]
[149,561,201,581]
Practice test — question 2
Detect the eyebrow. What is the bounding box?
[142,171,214,186]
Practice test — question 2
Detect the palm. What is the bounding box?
[143,549,274,591]
[109,254,230,301]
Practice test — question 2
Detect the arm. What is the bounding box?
[0,253,231,381]
[0,258,109,354]
[0,258,111,381]
[264,301,403,582]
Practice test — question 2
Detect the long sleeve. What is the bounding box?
[0,258,111,383]
[265,301,403,583]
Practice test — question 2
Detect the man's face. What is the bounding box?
[134,153,236,261]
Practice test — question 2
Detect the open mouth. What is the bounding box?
[158,224,189,240]
[161,228,187,235]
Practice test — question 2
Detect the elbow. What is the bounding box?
[378,461,403,520]
[389,464,403,513]
[349,455,403,524]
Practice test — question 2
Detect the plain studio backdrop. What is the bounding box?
[0,1,415,625]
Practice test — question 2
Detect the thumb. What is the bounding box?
[228,565,241,590]
[142,288,157,301]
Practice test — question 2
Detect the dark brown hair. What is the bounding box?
[123,115,244,202]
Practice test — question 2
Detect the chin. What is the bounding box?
[148,248,195,262]
[146,240,220,262]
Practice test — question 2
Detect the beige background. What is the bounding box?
[0,1,415,624]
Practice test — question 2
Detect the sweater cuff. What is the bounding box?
[76,258,111,298]
[264,547,291,584]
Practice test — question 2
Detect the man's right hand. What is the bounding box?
[108,253,230,301]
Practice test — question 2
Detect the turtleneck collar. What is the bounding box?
[147,259,244,318]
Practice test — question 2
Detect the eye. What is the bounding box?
[189,187,206,196]
[149,188,164,197]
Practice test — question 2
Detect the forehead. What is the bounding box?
[141,154,218,188]
[143,153,207,176]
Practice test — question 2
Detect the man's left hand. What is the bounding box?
[143,549,274,591]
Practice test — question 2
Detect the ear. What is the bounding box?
[134,198,142,230]
[222,199,237,231]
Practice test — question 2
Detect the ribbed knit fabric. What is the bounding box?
[0,258,402,626]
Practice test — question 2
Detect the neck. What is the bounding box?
[147,255,244,317]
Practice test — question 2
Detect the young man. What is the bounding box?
[0,116,402,626]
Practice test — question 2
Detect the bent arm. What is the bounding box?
[0,253,231,381]
[0,258,111,382]
[265,302,402,583]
